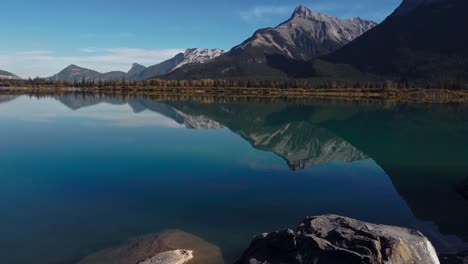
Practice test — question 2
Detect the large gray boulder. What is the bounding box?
[236,215,440,264]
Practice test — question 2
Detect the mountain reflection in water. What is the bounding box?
[0,94,467,264]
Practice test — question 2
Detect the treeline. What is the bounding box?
[1,77,467,90]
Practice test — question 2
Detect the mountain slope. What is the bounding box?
[0,70,21,80]
[165,6,376,80]
[135,53,185,80]
[315,0,468,81]
[126,63,147,80]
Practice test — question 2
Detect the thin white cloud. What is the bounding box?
[239,3,370,24]
[15,50,53,56]
[240,6,293,23]
[0,48,184,78]
[79,47,99,53]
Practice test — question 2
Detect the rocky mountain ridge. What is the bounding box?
[165,5,376,79]
[233,6,377,61]
[48,48,224,82]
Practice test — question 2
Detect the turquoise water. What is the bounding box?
[0,95,468,263]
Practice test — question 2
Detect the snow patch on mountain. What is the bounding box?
[173,48,225,70]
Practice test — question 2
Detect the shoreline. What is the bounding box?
[2,86,468,103]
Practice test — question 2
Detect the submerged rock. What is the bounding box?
[236,215,440,264]
[456,177,468,200]
[440,251,468,264]
[77,230,224,264]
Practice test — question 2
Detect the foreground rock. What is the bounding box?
[77,230,224,264]
[456,177,468,200]
[237,215,440,264]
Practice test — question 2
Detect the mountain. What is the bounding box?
[165,6,376,80]
[49,65,126,82]
[133,48,225,80]
[234,6,376,61]
[125,63,147,80]
[313,0,468,81]
[0,70,21,80]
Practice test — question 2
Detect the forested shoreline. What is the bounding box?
[1,77,468,90]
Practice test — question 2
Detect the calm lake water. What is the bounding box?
[0,94,468,264]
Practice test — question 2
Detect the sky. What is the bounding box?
[0,0,401,78]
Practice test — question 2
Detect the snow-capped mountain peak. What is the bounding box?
[174,48,225,70]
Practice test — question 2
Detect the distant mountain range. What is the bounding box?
[165,6,377,79]
[44,6,377,82]
[5,1,467,83]
[0,70,21,80]
[48,48,225,82]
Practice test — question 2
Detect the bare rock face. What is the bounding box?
[77,230,224,264]
[236,215,440,264]
[138,250,193,264]
[234,5,377,61]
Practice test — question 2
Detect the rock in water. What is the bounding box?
[236,215,440,264]
[138,249,193,264]
[456,177,468,200]
[77,230,224,264]
[439,251,468,264]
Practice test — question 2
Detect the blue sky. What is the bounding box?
[0,0,400,78]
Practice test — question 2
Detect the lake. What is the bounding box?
[0,94,468,264]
